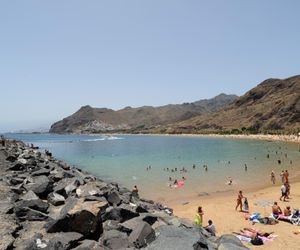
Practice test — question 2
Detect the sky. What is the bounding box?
[1,1,300,132]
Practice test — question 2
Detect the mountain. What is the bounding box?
[49,94,238,133]
[168,75,300,133]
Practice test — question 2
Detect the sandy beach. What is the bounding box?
[168,181,300,249]
[127,133,300,144]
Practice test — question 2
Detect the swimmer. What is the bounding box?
[244,164,247,171]
[227,177,233,185]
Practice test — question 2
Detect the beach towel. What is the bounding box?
[250,213,278,225]
[236,235,252,243]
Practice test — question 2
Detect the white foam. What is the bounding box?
[82,136,124,142]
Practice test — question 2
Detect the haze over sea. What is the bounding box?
[7,133,300,203]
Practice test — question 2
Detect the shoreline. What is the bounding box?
[6,132,300,144]
[115,133,300,144]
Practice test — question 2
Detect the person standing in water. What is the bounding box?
[195,206,204,227]
[280,170,285,183]
[271,171,276,184]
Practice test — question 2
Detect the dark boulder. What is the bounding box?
[9,163,25,171]
[136,204,149,213]
[128,221,155,248]
[15,207,48,221]
[46,232,84,250]
[107,191,121,206]
[103,229,129,250]
[48,192,65,206]
[6,155,17,162]
[73,240,104,250]
[26,158,37,166]
[102,207,139,223]
[120,214,157,234]
[15,199,49,213]
[145,225,201,250]
[24,175,53,198]
[46,210,103,240]
[102,220,121,232]
[11,183,25,194]
[53,178,80,197]
[10,177,24,185]
[20,190,39,201]
[31,168,50,176]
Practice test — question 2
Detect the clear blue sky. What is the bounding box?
[1,1,300,132]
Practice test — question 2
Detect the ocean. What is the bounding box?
[6,133,300,202]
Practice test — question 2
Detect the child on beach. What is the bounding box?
[195,206,204,227]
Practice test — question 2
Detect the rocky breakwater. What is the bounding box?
[0,139,249,250]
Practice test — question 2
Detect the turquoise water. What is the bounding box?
[6,133,300,202]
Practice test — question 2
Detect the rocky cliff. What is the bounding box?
[167,75,300,133]
[49,94,238,134]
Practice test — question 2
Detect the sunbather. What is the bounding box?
[272,202,282,218]
[284,206,292,216]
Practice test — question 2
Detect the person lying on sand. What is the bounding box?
[233,231,264,245]
[241,228,274,237]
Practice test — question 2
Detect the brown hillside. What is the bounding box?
[169,75,300,133]
[49,94,237,133]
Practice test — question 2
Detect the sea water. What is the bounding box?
[6,133,300,202]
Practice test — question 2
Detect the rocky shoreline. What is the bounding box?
[0,138,249,250]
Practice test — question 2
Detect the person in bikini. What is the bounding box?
[235,190,245,212]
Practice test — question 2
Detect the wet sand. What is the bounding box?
[167,181,300,249]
